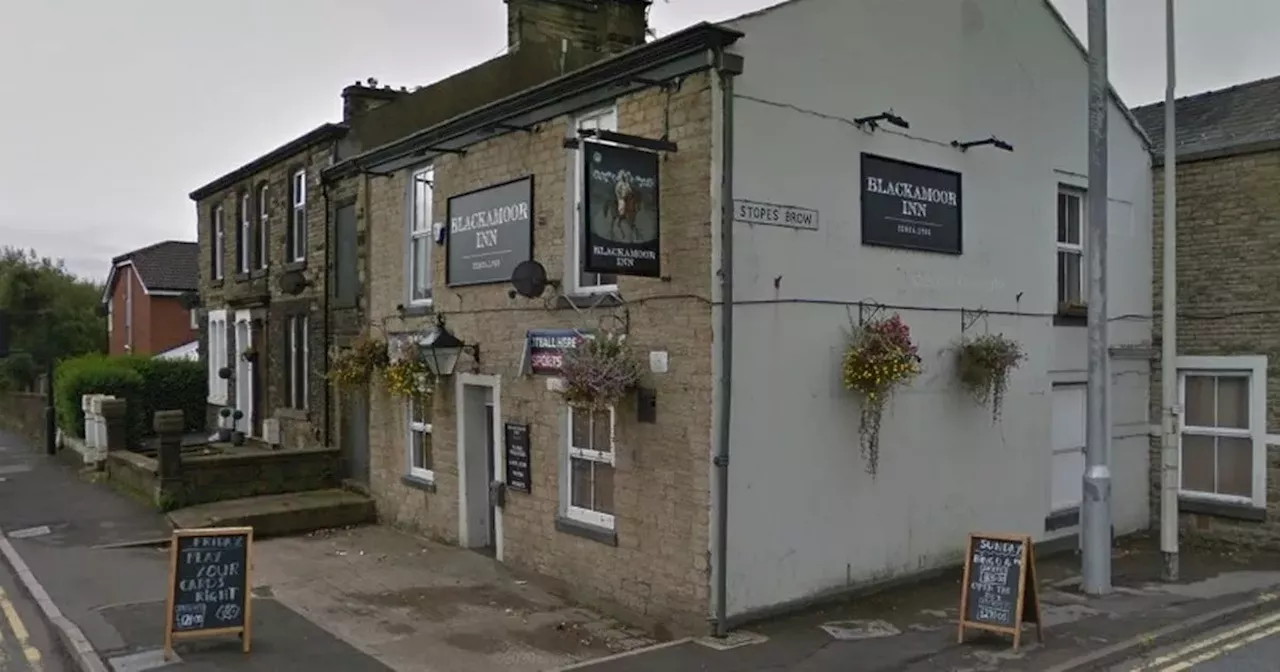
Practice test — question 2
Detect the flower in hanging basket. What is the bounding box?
[383,340,435,401]
[956,333,1024,423]
[559,331,642,410]
[329,334,390,389]
[841,314,922,478]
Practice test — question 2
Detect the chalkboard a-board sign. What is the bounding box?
[957,532,1043,651]
[164,527,254,659]
[504,422,532,494]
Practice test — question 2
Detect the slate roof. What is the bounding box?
[110,240,200,293]
[1131,75,1280,159]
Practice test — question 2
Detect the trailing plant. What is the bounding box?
[841,314,922,478]
[559,331,643,410]
[383,340,435,402]
[329,335,390,389]
[956,333,1024,423]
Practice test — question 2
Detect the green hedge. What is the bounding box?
[55,354,205,444]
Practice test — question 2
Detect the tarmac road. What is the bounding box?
[1116,606,1280,671]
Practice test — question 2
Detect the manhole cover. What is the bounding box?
[820,619,902,640]
[694,630,768,650]
[8,525,52,539]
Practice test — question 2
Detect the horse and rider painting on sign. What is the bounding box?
[582,141,661,277]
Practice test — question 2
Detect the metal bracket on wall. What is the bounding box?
[482,122,534,134]
[579,129,678,154]
[556,290,631,336]
[857,300,887,326]
[960,307,990,335]
[626,76,679,92]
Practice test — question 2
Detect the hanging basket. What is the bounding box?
[956,333,1024,423]
[841,313,922,478]
[329,335,390,389]
[558,331,643,411]
[383,341,435,402]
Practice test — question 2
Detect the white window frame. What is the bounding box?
[124,269,134,349]
[565,405,617,530]
[570,106,620,295]
[106,299,114,334]
[286,315,309,410]
[258,183,269,269]
[1056,185,1085,307]
[407,397,434,482]
[206,309,229,404]
[212,205,225,281]
[238,192,251,273]
[291,169,307,262]
[189,308,198,330]
[408,165,434,306]
[1176,355,1268,509]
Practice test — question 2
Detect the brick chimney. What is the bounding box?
[341,78,410,122]
[506,0,651,56]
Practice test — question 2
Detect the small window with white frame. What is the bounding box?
[407,395,433,482]
[286,315,308,409]
[409,166,434,305]
[238,192,251,273]
[1178,355,1267,508]
[571,106,620,293]
[1056,186,1085,308]
[206,310,228,404]
[565,405,616,529]
[212,205,225,281]
[290,169,307,262]
[257,183,269,269]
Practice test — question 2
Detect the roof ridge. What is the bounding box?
[1133,73,1280,111]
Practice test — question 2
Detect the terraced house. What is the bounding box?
[330,0,1154,638]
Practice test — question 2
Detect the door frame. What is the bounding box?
[455,372,504,561]
[233,310,255,435]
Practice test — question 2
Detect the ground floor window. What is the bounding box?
[407,396,433,481]
[565,406,616,530]
[285,315,308,410]
[1178,356,1267,508]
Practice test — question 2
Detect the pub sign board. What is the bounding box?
[582,140,661,277]
[956,532,1043,651]
[164,526,254,658]
[860,153,962,254]
[524,328,595,376]
[446,176,534,286]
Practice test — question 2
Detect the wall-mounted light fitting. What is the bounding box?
[854,110,910,131]
[951,136,1014,153]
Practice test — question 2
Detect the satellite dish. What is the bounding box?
[510,260,548,298]
[277,270,309,296]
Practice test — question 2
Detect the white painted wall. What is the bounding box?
[717,0,1153,617]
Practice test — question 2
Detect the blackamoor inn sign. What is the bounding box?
[447,176,535,286]
[582,140,661,277]
[860,153,962,254]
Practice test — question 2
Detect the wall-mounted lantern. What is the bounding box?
[422,315,480,377]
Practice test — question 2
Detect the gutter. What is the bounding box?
[190,123,348,202]
[710,47,744,638]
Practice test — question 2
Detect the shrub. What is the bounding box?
[116,356,206,435]
[54,354,144,440]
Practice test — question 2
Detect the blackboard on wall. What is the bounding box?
[957,532,1042,651]
[504,423,531,494]
[164,527,254,659]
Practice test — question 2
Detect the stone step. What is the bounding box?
[166,488,376,538]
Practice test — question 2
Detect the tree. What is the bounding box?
[0,247,105,389]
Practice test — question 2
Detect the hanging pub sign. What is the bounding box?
[581,140,661,277]
[446,176,534,286]
[523,328,595,376]
[860,153,962,255]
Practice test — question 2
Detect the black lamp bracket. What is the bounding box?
[854,110,910,132]
[951,136,1014,152]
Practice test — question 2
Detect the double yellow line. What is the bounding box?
[0,584,42,669]
[1130,604,1280,671]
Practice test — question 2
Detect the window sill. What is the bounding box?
[275,408,310,421]
[399,303,434,318]
[234,272,253,283]
[556,293,623,310]
[1044,506,1080,532]
[250,268,269,280]
[555,515,618,547]
[401,474,437,493]
[209,279,225,289]
[284,261,308,272]
[1053,305,1088,327]
[1179,495,1266,522]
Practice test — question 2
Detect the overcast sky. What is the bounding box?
[1,0,1275,281]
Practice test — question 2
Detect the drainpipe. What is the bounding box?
[711,46,743,638]
[322,178,333,447]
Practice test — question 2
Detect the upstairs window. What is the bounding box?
[212,205,225,281]
[289,170,307,262]
[409,167,434,305]
[572,107,619,293]
[257,183,269,269]
[238,192,251,273]
[1056,186,1085,308]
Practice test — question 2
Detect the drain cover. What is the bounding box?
[8,525,52,539]
[820,619,902,640]
[694,630,768,650]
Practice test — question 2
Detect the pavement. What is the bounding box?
[9,428,1280,672]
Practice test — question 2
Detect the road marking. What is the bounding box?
[1129,610,1280,669]
[0,585,42,669]
[1160,622,1280,671]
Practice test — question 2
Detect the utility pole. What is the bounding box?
[1159,0,1180,582]
[1082,0,1113,595]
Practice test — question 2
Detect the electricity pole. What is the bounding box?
[1159,0,1180,582]
[1081,0,1113,595]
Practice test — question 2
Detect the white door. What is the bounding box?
[1051,384,1087,513]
